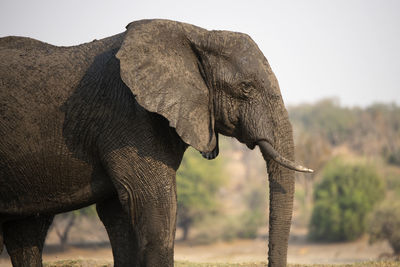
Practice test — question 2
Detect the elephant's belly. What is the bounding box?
[0,153,116,216]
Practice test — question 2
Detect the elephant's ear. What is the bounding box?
[116,20,216,153]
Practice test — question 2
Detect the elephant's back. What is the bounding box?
[0,35,122,139]
[0,34,125,113]
[0,37,96,105]
[0,36,55,50]
[0,38,91,159]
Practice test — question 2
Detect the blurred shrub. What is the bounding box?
[189,186,267,244]
[309,158,385,241]
[236,210,265,239]
[368,199,400,255]
[387,149,400,166]
[189,212,265,245]
[177,147,226,240]
[236,185,267,239]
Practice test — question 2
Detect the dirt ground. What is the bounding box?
[0,236,393,267]
[0,217,394,266]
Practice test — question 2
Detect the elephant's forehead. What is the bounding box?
[237,51,265,70]
[230,40,268,74]
[211,30,271,78]
[231,53,269,81]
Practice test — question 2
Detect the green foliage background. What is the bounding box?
[368,199,400,254]
[176,147,226,239]
[309,158,385,241]
[289,99,356,145]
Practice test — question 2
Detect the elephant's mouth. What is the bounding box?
[256,140,314,173]
[245,142,256,150]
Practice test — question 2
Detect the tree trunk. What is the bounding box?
[55,214,76,248]
[182,223,190,241]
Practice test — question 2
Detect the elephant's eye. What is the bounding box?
[239,81,253,96]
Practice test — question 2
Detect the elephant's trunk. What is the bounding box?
[259,115,296,267]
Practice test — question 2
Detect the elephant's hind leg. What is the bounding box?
[97,197,140,267]
[3,215,53,267]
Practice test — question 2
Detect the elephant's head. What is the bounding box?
[116,19,312,267]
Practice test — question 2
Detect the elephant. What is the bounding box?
[0,19,312,267]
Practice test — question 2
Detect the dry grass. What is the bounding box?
[43,259,112,267]
[43,260,400,267]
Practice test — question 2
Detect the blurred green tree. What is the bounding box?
[176,147,226,240]
[289,100,400,159]
[309,158,384,241]
[289,98,356,145]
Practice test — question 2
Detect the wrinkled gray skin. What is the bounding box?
[0,20,309,267]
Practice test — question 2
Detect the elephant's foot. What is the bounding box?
[140,244,174,267]
[3,215,53,267]
[0,222,3,254]
[97,197,176,267]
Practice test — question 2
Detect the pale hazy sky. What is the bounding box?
[1,0,399,107]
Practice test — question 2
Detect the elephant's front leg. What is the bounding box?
[97,197,140,266]
[136,188,177,267]
[102,149,178,267]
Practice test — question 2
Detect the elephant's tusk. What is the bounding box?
[258,141,314,173]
